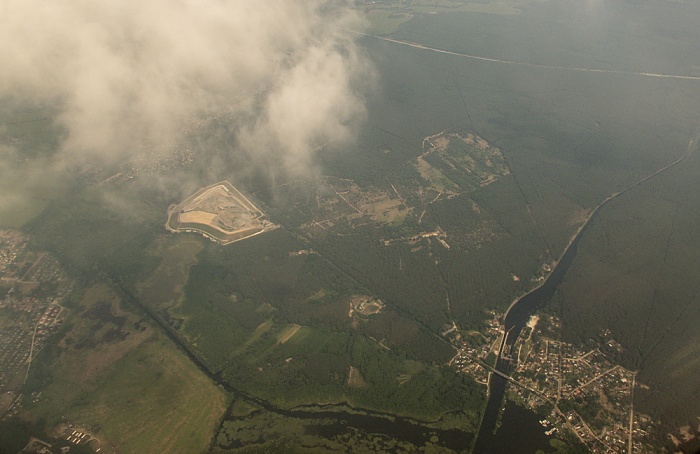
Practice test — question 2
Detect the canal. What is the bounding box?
[472,203,601,452]
[472,126,699,452]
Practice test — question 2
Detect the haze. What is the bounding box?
[0,0,370,175]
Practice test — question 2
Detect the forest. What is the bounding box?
[6,0,700,450]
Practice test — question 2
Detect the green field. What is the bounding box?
[24,284,229,454]
[138,235,204,315]
[4,0,700,450]
[132,227,481,422]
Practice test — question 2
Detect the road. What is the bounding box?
[578,365,621,390]
[24,318,40,384]
[629,373,637,454]
[23,303,65,385]
[474,124,700,449]
[358,33,700,81]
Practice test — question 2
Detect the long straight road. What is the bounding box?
[629,373,636,454]
[359,33,700,81]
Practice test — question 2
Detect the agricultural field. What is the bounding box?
[22,284,229,454]
[2,0,699,450]
[133,226,479,424]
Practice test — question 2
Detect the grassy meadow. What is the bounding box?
[24,284,229,454]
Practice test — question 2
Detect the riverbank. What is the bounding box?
[474,126,700,450]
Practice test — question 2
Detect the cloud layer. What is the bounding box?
[0,0,370,175]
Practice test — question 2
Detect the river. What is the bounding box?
[119,280,477,451]
[473,128,699,453]
[118,129,698,453]
[473,205,601,453]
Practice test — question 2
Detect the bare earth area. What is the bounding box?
[166,180,277,245]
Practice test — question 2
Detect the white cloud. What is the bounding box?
[0,0,371,175]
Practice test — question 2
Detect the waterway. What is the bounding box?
[473,128,700,453]
[477,400,556,453]
[473,205,601,453]
[218,401,474,451]
[118,129,698,453]
[119,280,475,451]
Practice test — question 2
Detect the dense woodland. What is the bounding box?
[6,0,700,450]
[553,150,700,429]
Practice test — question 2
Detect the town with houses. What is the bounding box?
[449,311,660,453]
[0,227,691,453]
[0,230,90,451]
[0,231,73,398]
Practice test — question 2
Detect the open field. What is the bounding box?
[179,210,216,225]
[413,131,510,196]
[6,0,700,450]
[24,284,228,454]
[363,9,414,36]
[349,295,385,318]
[277,324,302,344]
[60,335,228,454]
[296,177,411,235]
[166,180,277,245]
[137,235,204,319]
[292,131,510,251]
[347,366,368,388]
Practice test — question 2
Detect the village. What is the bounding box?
[0,231,72,418]
[448,310,502,386]
[449,311,659,453]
